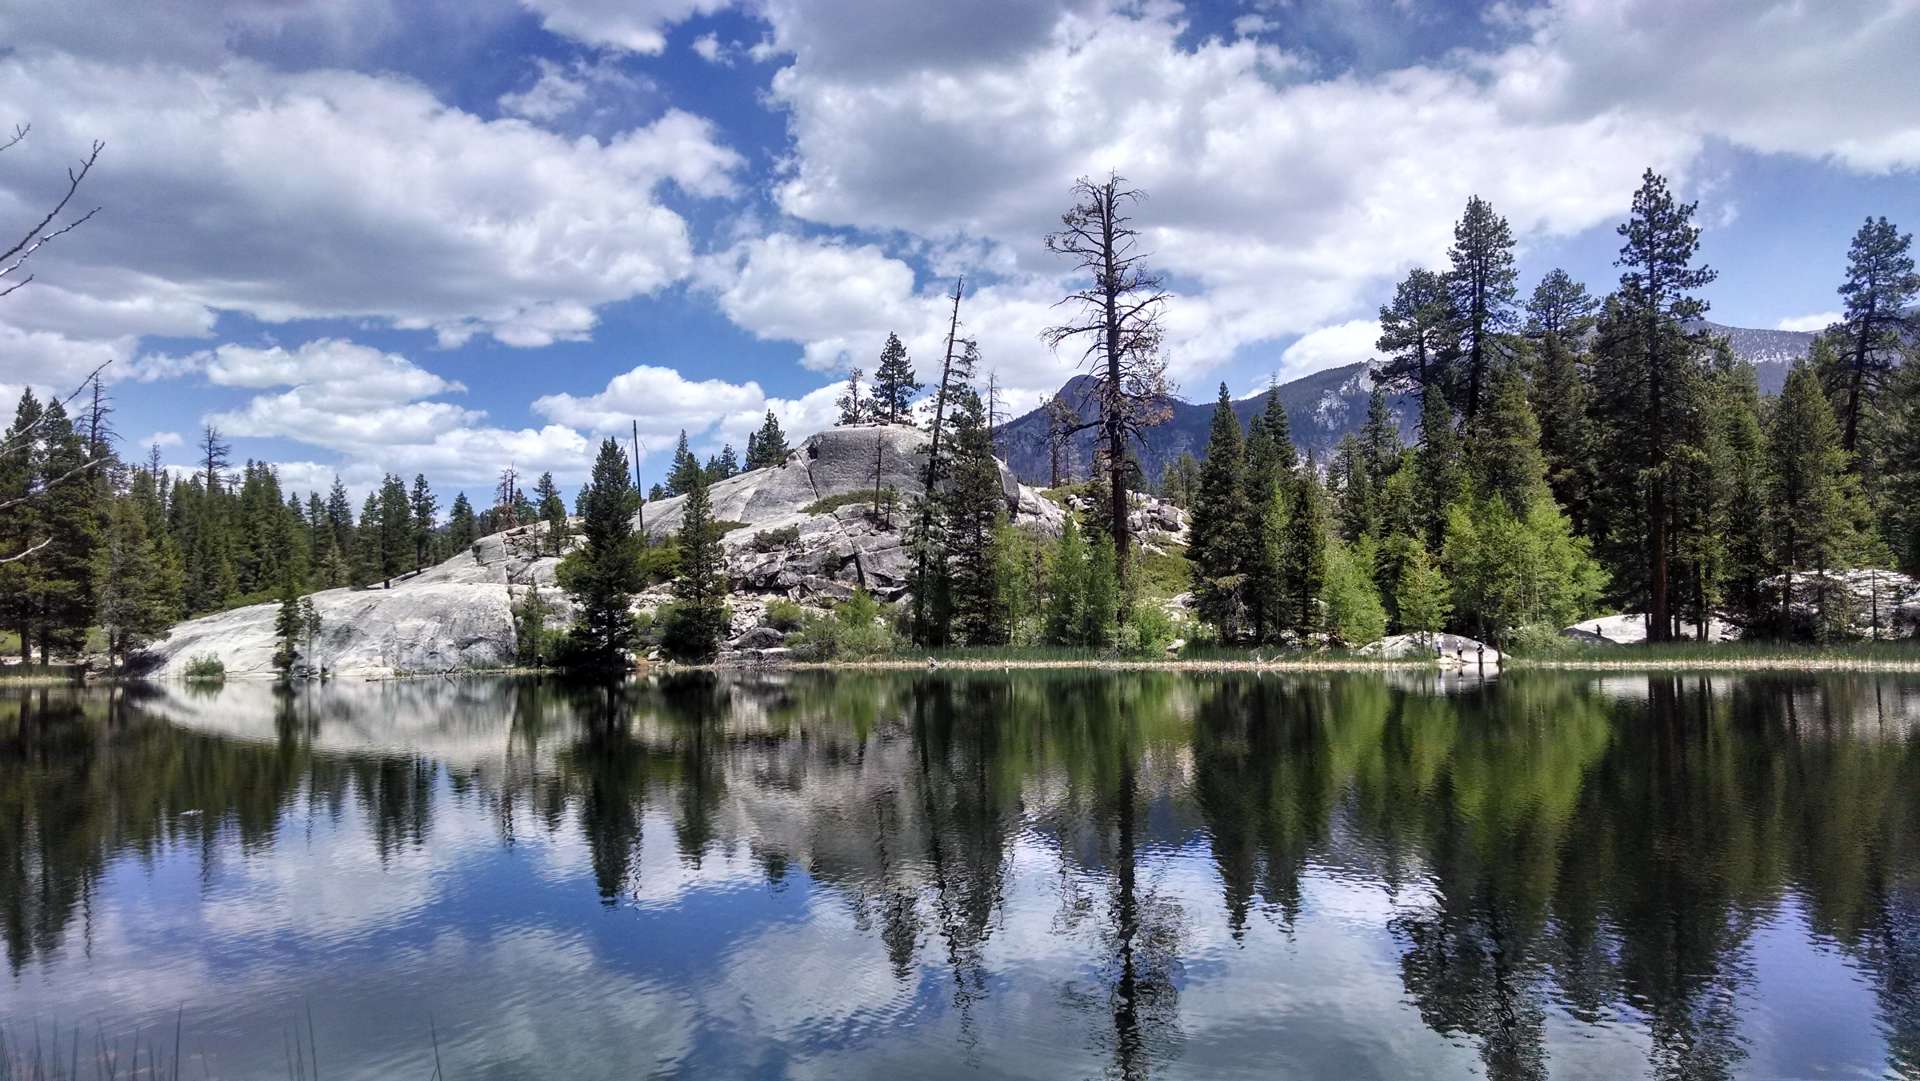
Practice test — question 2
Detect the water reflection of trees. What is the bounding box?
[4,673,1919,1078]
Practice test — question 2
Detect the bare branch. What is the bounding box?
[0,537,51,564]
[0,135,104,294]
[0,124,26,154]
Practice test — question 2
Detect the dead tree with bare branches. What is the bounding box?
[1042,173,1172,593]
[0,126,106,568]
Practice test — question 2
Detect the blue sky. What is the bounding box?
[2,0,1916,503]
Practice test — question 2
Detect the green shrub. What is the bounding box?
[752,525,801,552]
[764,598,806,630]
[1503,622,1580,658]
[635,542,680,584]
[790,589,898,660]
[183,654,226,682]
[803,490,892,515]
[1123,603,1178,655]
[661,602,729,662]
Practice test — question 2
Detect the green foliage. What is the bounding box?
[872,332,921,424]
[513,581,564,666]
[182,653,226,681]
[1081,533,1119,648]
[1394,540,1452,639]
[561,438,645,671]
[940,387,1008,645]
[803,490,893,515]
[764,598,806,631]
[789,589,897,660]
[1042,515,1088,646]
[1442,493,1605,641]
[1322,538,1387,646]
[750,525,801,551]
[745,410,791,470]
[1189,383,1251,638]
[663,473,730,662]
[1279,461,1329,637]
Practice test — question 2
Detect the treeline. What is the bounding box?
[1180,172,1920,645]
[0,400,588,664]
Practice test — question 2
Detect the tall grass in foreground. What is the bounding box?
[0,1008,443,1080]
[1507,638,1920,664]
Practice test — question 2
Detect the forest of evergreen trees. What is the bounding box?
[5,166,1916,671]
[1176,170,1920,647]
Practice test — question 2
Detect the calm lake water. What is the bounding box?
[4,671,1918,1080]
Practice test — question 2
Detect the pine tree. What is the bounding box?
[667,431,703,496]
[1530,329,1595,533]
[1714,361,1772,627]
[1829,216,1918,456]
[747,410,790,469]
[1468,363,1549,513]
[562,438,644,669]
[92,497,177,666]
[1360,386,1402,483]
[1279,458,1329,638]
[377,474,412,587]
[664,472,730,662]
[715,444,739,479]
[1883,361,1920,575]
[1412,388,1467,547]
[325,476,355,558]
[872,332,921,425]
[1188,384,1251,639]
[0,390,44,661]
[1447,195,1519,419]
[447,492,476,553]
[1524,268,1599,342]
[273,565,302,676]
[1604,169,1717,641]
[1375,267,1456,398]
[409,474,438,571]
[940,387,1008,645]
[1767,363,1859,638]
[352,491,382,588]
[34,401,97,658]
[1042,175,1173,594]
[836,367,869,426]
[1330,435,1377,543]
[532,471,568,556]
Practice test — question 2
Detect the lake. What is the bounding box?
[4,671,1917,1080]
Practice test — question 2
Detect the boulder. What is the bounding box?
[1762,569,1920,639]
[733,625,787,650]
[1358,633,1502,665]
[140,532,569,679]
[1561,612,1738,645]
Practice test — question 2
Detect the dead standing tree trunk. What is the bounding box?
[911,277,978,642]
[1043,173,1171,599]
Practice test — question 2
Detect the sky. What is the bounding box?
[2,0,1918,503]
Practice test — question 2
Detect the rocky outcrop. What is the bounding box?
[645,424,1068,601]
[137,425,1136,679]
[141,526,567,679]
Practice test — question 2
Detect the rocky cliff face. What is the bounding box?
[139,425,1077,678]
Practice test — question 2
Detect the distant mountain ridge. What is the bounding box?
[995,320,1816,485]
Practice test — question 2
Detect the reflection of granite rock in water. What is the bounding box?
[7,673,1920,1080]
